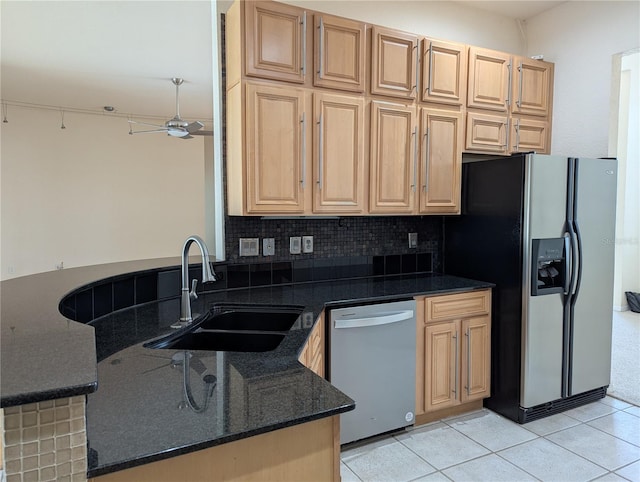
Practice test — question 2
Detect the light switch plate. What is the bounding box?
[290,236,302,254]
[302,235,313,253]
[239,238,259,256]
[408,232,418,249]
[263,238,275,256]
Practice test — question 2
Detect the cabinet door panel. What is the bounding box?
[425,322,458,411]
[511,117,549,154]
[314,93,365,213]
[461,316,491,403]
[419,109,462,213]
[465,112,509,154]
[421,39,467,105]
[467,47,510,112]
[512,57,553,117]
[369,101,416,213]
[245,2,306,83]
[246,83,306,213]
[314,14,365,92]
[371,26,418,99]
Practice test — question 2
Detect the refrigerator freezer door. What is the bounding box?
[569,158,616,396]
[521,154,567,408]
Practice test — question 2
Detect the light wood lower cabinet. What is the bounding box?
[299,312,325,378]
[416,289,492,421]
[90,415,340,482]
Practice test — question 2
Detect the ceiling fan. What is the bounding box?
[128,78,213,139]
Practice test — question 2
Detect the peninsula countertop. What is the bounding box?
[0,259,493,478]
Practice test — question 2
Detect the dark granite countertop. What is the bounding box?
[0,257,195,407]
[86,274,492,477]
[1,259,492,478]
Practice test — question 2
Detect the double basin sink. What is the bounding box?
[144,303,304,353]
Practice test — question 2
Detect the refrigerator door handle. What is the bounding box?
[571,220,583,298]
[563,233,572,295]
[568,228,580,296]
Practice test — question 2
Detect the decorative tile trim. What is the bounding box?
[2,397,87,482]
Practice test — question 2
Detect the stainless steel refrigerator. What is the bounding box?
[444,153,617,423]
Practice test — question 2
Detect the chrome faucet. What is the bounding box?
[175,235,217,328]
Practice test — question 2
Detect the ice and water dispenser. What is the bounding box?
[531,238,567,296]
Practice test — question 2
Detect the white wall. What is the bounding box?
[525,1,640,157]
[280,0,525,54]
[0,108,205,280]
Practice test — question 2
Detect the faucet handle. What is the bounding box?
[189,279,198,301]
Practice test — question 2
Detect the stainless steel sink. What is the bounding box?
[144,303,303,352]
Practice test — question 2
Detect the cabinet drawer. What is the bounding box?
[425,290,490,322]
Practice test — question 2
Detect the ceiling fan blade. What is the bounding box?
[185,121,204,133]
[190,130,214,136]
[130,128,169,134]
[180,134,194,140]
[128,119,166,129]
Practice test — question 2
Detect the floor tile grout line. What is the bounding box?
[539,428,631,473]
[492,450,544,481]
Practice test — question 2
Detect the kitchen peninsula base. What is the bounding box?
[89,416,340,482]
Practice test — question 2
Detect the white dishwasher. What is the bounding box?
[329,299,416,445]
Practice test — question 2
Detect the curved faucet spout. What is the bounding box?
[177,235,217,326]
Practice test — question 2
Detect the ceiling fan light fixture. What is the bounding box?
[168,129,190,138]
[103,106,115,112]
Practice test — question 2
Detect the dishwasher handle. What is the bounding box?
[333,310,414,329]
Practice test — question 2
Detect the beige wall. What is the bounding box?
[1,108,205,280]
[279,0,525,54]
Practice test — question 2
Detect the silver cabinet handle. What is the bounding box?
[504,118,510,153]
[514,119,520,151]
[301,12,307,76]
[317,114,323,189]
[453,331,458,397]
[414,43,419,95]
[427,42,433,95]
[517,62,523,108]
[411,126,417,192]
[317,17,323,77]
[300,112,306,188]
[423,127,430,192]
[506,61,512,107]
[465,328,470,395]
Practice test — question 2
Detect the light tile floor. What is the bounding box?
[340,397,640,482]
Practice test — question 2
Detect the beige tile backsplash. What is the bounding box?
[2,396,87,482]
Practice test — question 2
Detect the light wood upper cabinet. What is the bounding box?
[465,112,510,155]
[369,101,417,213]
[467,47,511,112]
[244,1,307,84]
[419,109,462,214]
[421,39,467,106]
[314,14,366,93]
[244,82,309,214]
[511,57,554,117]
[313,93,366,213]
[371,26,418,100]
[510,117,550,154]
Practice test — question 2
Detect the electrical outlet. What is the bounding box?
[263,238,275,256]
[239,238,259,256]
[408,232,418,249]
[289,236,302,254]
[302,235,313,253]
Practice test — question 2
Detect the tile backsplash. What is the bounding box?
[224,215,444,269]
